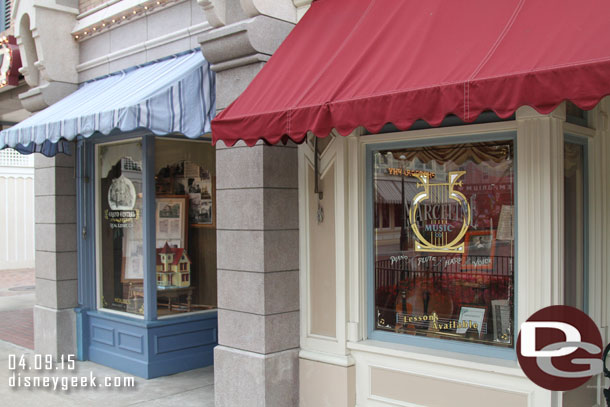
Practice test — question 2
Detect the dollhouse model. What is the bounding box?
[156,242,192,288]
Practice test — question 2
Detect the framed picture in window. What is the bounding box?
[456,305,487,337]
[155,195,188,249]
[121,239,144,283]
[461,230,496,270]
[189,176,216,229]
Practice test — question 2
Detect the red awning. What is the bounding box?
[212,0,610,146]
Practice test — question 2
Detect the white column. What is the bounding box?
[516,105,566,323]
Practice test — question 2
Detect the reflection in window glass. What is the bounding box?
[154,139,217,317]
[564,141,585,310]
[373,141,515,347]
[97,140,144,315]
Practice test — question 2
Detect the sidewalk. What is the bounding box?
[0,268,35,349]
[0,339,215,406]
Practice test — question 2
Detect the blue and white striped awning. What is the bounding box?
[0,49,215,156]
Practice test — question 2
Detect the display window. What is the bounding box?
[372,140,515,348]
[154,138,217,316]
[95,137,217,318]
[96,139,144,315]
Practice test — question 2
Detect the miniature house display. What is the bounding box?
[156,242,192,288]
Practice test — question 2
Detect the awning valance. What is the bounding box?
[212,0,610,147]
[1,49,215,155]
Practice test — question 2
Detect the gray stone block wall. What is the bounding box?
[213,143,300,407]
[33,150,78,357]
[200,13,299,406]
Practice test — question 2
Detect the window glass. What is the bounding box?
[564,141,586,310]
[373,140,515,347]
[155,138,217,317]
[97,140,144,315]
[565,101,589,127]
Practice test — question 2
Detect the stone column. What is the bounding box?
[214,142,300,407]
[33,151,77,357]
[200,13,299,407]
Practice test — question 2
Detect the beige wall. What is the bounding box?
[370,367,528,407]
[307,164,336,337]
[300,358,355,407]
[563,376,598,407]
[77,0,208,82]
[79,0,105,14]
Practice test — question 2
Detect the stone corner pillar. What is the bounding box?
[199,14,299,407]
[213,140,300,407]
[33,149,78,358]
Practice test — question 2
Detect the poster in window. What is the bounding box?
[121,239,144,282]
[456,305,486,336]
[155,196,188,249]
[496,205,514,241]
[189,176,216,228]
[461,230,496,270]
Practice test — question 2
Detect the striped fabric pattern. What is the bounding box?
[0,49,215,155]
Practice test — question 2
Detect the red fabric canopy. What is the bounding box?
[212,0,610,146]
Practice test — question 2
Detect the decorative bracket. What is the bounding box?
[197,0,226,27]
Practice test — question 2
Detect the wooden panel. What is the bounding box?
[91,324,115,346]
[87,311,217,378]
[154,326,217,354]
[117,331,144,354]
[370,367,528,407]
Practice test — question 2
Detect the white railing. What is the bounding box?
[0,148,34,167]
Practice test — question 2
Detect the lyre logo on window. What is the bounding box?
[408,171,471,253]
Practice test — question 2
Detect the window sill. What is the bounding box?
[347,339,525,378]
[87,308,217,327]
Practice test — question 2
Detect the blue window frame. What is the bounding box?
[366,132,518,360]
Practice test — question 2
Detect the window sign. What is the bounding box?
[373,141,515,347]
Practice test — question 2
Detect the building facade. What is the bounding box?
[2,0,310,401]
[8,0,223,379]
[1,0,608,406]
[209,1,610,406]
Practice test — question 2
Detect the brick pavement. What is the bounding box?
[0,269,35,349]
[0,308,33,349]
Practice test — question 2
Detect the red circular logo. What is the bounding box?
[517,305,603,391]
